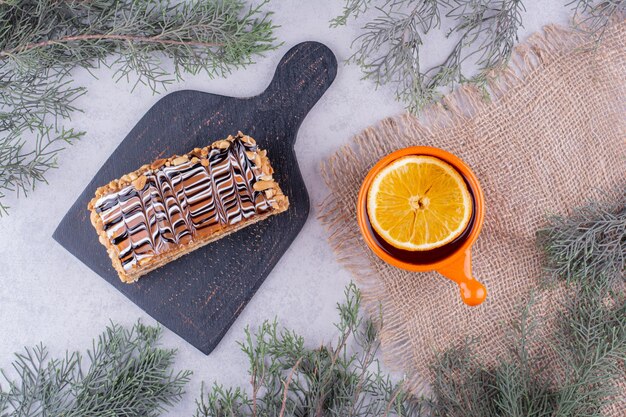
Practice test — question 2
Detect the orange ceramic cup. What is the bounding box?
[357,146,487,306]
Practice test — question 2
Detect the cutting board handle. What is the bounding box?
[255,42,337,139]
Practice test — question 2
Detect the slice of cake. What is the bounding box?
[88,132,289,283]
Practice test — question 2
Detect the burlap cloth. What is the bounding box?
[319,19,626,410]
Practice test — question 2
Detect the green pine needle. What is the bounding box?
[0,321,191,417]
[0,0,279,215]
[538,192,625,285]
[333,0,525,114]
[430,194,626,417]
[569,0,626,43]
[195,283,424,417]
[334,0,622,114]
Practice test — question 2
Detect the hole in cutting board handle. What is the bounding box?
[256,42,337,134]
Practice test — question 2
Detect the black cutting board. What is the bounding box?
[53,42,337,354]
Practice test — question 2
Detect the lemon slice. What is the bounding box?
[367,155,472,251]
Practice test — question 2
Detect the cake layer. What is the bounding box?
[88,132,289,282]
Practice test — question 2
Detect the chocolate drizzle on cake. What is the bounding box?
[93,136,277,271]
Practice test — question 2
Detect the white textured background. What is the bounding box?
[0,1,569,414]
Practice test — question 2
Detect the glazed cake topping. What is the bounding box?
[93,136,281,271]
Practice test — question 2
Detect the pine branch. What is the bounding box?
[0,321,192,416]
[537,192,626,285]
[430,276,625,417]
[430,193,626,417]
[553,274,626,416]
[335,0,621,113]
[569,0,626,42]
[331,0,374,27]
[434,0,525,86]
[0,126,83,215]
[344,1,446,114]
[195,283,424,417]
[1,35,225,56]
[0,0,279,215]
[335,0,525,114]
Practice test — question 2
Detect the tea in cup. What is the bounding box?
[357,146,487,306]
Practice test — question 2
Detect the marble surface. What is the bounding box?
[0,1,569,414]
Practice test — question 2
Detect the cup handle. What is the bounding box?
[438,249,487,306]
